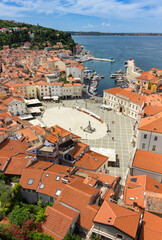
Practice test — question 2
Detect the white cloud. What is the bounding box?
[102,22,111,27]
[1,0,162,20]
[83,23,95,29]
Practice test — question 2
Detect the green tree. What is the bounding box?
[29,231,55,240]
[8,205,31,226]
[64,233,81,240]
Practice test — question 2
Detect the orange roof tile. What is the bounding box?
[57,180,100,212]
[42,204,79,239]
[104,87,146,105]
[75,150,108,171]
[136,71,156,81]
[4,153,35,175]
[139,212,162,240]
[123,175,162,209]
[94,200,140,238]
[138,112,162,133]
[20,168,43,190]
[132,149,162,174]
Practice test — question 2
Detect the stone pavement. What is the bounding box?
[37,99,135,184]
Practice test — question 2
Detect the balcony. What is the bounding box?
[59,139,75,154]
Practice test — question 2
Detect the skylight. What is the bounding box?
[28,178,34,185]
[154,184,159,189]
[94,158,98,162]
[46,173,49,177]
[55,189,61,196]
[56,176,60,181]
[40,183,44,189]
[130,178,137,182]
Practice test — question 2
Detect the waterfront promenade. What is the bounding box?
[37,99,135,183]
[126,60,142,82]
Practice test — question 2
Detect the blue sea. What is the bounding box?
[72,35,162,96]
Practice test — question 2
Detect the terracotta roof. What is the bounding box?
[142,105,162,116]
[138,112,162,133]
[26,160,53,170]
[0,138,29,153]
[20,169,43,190]
[139,212,162,240]
[132,149,162,174]
[136,71,156,81]
[4,153,35,175]
[78,204,100,230]
[75,150,108,171]
[94,200,140,238]
[18,127,38,142]
[42,204,79,239]
[123,175,162,209]
[70,142,89,159]
[57,180,100,212]
[31,125,45,136]
[104,87,146,105]
[36,171,81,198]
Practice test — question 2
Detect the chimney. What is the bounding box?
[66,168,71,177]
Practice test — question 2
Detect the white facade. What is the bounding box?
[137,129,162,154]
[62,84,82,98]
[37,82,50,99]
[103,91,143,120]
[8,99,26,116]
[50,83,63,97]
[66,66,84,83]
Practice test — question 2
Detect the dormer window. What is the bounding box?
[40,183,44,189]
[28,178,34,185]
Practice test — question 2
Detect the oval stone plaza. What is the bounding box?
[39,99,135,180]
[43,106,107,140]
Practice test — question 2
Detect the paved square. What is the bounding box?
[37,99,135,183]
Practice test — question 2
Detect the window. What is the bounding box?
[56,176,60,181]
[130,178,137,182]
[46,173,49,177]
[55,189,61,196]
[40,183,44,189]
[116,234,123,239]
[28,178,34,185]
[142,143,146,149]
[136,106,138,110]
[152,145,156,151]
[154,184,159,189]
[154,136,158,141]
[144,134,147,139]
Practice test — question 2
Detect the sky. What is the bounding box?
[1,0,162,32]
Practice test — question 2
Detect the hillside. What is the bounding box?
[0,20,75,50]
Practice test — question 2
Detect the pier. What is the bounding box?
[87,57,115,62]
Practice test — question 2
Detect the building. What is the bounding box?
[130,149,162,183]
[123,175,162,215]
[25,81,37,99]
[62,83,82,99]
[136,71,156,90]
[66,65,84,83]
[36,81,50,99]
[103,87,145,120]
[50,82,63,97]
[92,200,141,240]
[1,96,26,116]
[137,112,162,154]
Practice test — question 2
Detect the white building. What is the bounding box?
[50,82,63,97]
[2,96,26,116]
[103,87,145,120]
[66,65,84,83]
[62,83,82,99]
[36,81,50,99]
[137,112,162,154]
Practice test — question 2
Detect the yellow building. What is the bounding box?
[136,71,156,90]
[25,81,37,99]
[150,80,160,92]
